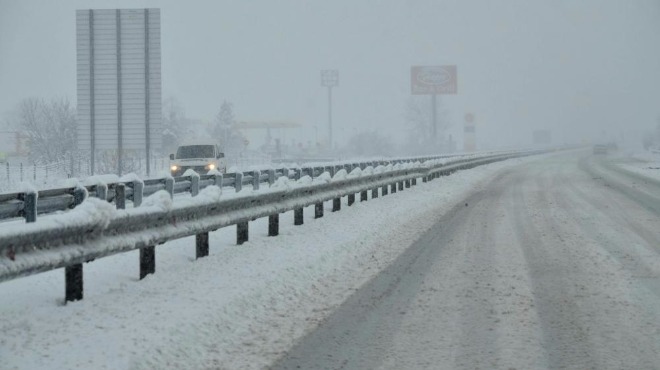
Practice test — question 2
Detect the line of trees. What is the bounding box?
[3,97,77,164]
[1,94,457,167]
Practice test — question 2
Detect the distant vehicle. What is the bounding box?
[169,144,227,176]
[593,144,608,155]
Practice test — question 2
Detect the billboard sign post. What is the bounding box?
[410,66,457,141]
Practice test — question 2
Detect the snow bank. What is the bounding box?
[140,190,173,212]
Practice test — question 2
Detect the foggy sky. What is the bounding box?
[1,0,659,149]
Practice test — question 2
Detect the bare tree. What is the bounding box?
[403,96,451,154]
[211,100,246,154]
[162,96,187,155]
[14,97,77,163]
[344,130,395,157]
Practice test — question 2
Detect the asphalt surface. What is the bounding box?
[270,151,660,370]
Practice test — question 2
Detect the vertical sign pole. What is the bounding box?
[144,9,151,177]
[328,85,332,150]
[321,70,338,151]
[116,10,123,176]
[88,10,96,175]
[431,93,437,141]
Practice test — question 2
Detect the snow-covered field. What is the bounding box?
[0,154,544,370]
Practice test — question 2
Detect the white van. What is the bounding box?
[169,144,227,176]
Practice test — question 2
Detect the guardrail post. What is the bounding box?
[372,187,378,198]
[96,183,108,200]
[348,193,355,206]
[294,208,304,225]
[165,177,174,198]
[405,179,411,188]
[252,170,260,190]
[191,174,200,197]
[196,232,209,259]
[360,190,368,202]
[115,183,126,210]
[268,214,279,236]
[213,173,223,187]
[281,168,290,180]
[191,173,207,258]
[65,264,83,302]
[398,181,404,191]
[235,172,243,192]
[328,166,341,211]
[237,221,249,245]
[23,191,37,223]
[294,168,302,181]
[332,198,341,212]
[139,247,155,279]
[412,178,417,186]
[382,184,388,196]
[391,183,397,193]
[131,180,155,279]
[66,190,85,302]
[315,202,324,218]
[73,186,86,207]
[133,181,144,207]
[267,169,276,186]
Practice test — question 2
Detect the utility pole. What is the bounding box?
[321,70,339,150]
[431,93,437,140]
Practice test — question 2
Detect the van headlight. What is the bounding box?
[170,165,178,171]
[206,163,216,170]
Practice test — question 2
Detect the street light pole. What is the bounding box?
[321,70,339,150]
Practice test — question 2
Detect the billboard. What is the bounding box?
[411,65,457,95]
[76,8,161,173]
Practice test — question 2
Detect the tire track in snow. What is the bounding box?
[510,153,660,369]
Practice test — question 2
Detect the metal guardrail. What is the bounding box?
[0,152,502,222]
[0,150,543,302]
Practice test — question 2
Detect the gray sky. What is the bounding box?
[1,0,659,149]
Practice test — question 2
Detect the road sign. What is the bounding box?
[76,8,162,174]
[411,66,457,95]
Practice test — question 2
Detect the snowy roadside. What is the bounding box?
[0,153,547,370]
[613,150,660,181]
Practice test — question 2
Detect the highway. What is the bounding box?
[271,151,660,369]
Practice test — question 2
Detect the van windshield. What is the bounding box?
[176,145,214,159]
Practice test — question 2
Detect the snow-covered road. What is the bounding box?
[273,151,660,369]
